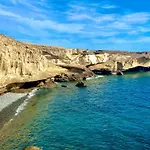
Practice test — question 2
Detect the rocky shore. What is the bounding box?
[0,34,149,95]
[0,93,27,129]
[0,33,149,111]
[0,34,149,122]
[0,34,149,149]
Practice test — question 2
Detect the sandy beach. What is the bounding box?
[0,93,27,112]
[0,93,27,130]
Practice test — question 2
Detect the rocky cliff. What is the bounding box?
[0,34,150,88]
[42,47,150,73]
[0,34,68,87]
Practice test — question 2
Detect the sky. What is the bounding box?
[0,0,150,51]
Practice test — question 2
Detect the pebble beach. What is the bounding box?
[0,93,27,112]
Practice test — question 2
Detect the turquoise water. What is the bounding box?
[1,73,150,150]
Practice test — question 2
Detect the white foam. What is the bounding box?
[86,75,104,80]
[95,75,104,78]
[55,82,60,85]
[14,99,28,116]
[14,89,38,116]
[27,88,38,99]
[9,118,13,123]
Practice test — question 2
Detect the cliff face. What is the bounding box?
[41,46,150,72]
[0,35,67,86]
[40,45,150,70]
[0,34,150,86]
[86,52,150,72]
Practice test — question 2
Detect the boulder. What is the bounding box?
[75,81,87,87]
[82,77,86,81]
[117,71,124,75]
[61,85,68,88]
[54,74,69,82]
[92,69,112,75]
[24,146,41,150]
[123,66,150,73]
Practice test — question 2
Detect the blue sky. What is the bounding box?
[0,0,150,51]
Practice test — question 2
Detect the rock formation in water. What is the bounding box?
[24,146,41,150]
[0,34,149,91]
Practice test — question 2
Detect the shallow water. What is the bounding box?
[0,73,150,150]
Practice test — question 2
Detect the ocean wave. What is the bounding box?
[55,82,60,85]
[86,75,104,80]
[15,89,38,116]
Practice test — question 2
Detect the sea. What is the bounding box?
[0,72,150,150]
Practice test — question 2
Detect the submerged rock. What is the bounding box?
[82,77,86,81]
[117,71,124,75]
[61,85,68,88]
[92,69,112,75]
[75,81,87,87]
[123,66,150,73]
[24,146,41,150]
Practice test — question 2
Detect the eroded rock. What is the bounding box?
[0,34,149,90]
[24,146,41,150]
[117,71,124,75]
[76,82,87,87]
[92,69,112,75]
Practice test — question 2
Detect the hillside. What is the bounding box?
[0,34,67,87]
[0,34,149,89]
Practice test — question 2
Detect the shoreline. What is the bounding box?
[0,72,149,128]
[0,73,149,149]
[0,89,38,130]
[0,93,27,130]
[0,93,27,112]
[0,72,149,131]
[0,72,148,128]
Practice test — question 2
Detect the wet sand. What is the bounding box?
[0,93,27,112]
[0,93,27,129]
[0,88,55,149]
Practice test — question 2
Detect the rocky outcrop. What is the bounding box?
[92,68,112,75]
[123,66,150,73]
[117,71,124,75]
[41,47,150,72]
[0,78,57,95]
[76,81,87,87]
[24,146,41,150]
[53,70,93,82]
[86,54,150,74]
[0,34,67,87]
[41,45,150,75]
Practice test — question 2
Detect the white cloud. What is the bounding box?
[10,0,17,4]
[122,12,150,24]
[17,26,50,37]
[138,36,150,42]
[1,6,148,38]
[0,7,85,34]
[19,18,85,34]
[68,13,116,23]
[108,21,131,30]
[102,5,117,9]
[93,36,150,44]
[0,8,19,18]
[10,0,46,12]
[68,13,91,20]
[69,4,87,12]
[1,0,150,50]
[138,27,150,32]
